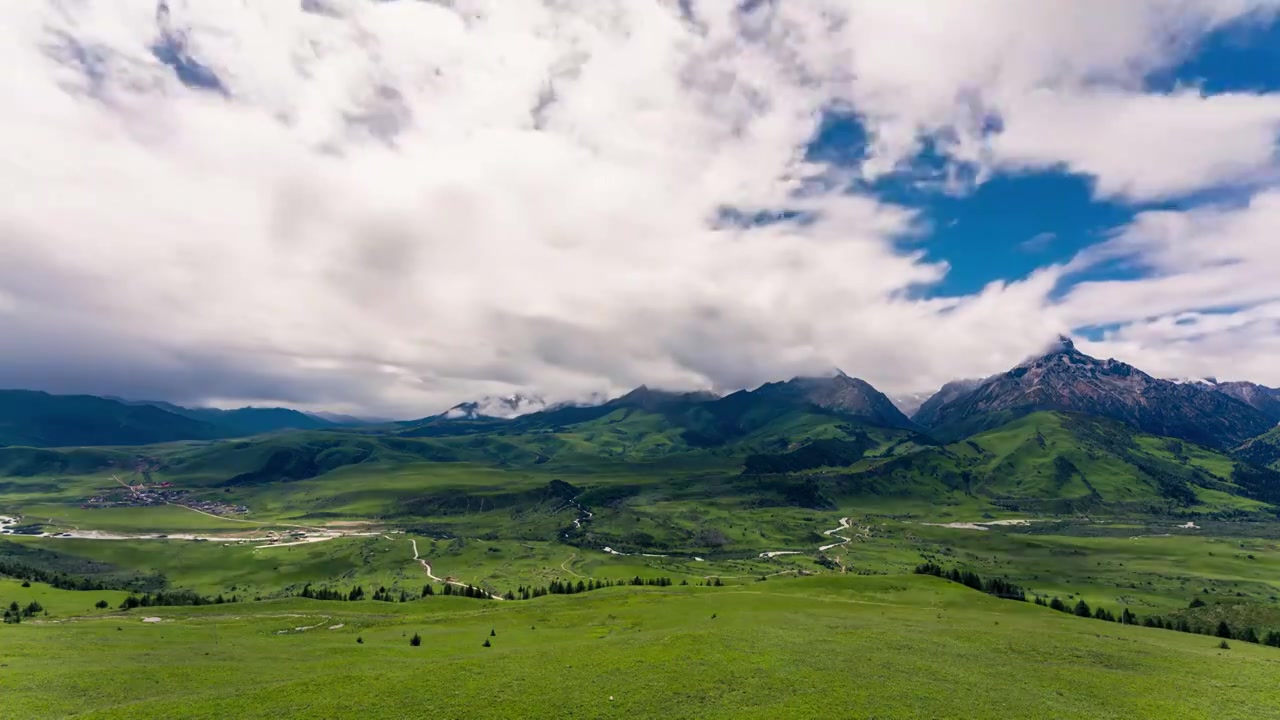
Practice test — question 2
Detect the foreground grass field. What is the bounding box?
[4,574,1278,719]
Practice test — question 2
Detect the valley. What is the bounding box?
[3,344,1280,718]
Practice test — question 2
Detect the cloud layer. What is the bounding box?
[2,1,1280,416]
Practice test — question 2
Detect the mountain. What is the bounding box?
[844,410,1280,511]
[910,379,982,426]
[442,394,548,420]
[605,386,720,412]
[916,337,1274,449]
[0,391,345,448]
[113,398,338,435]
[400,373,917,455]
[1214,381,1280,424]
[0,390,219,448]
[176,407,335,435]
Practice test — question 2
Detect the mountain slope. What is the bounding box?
[911,378,981,427]
[0,390,219,448]
[918,338,1273,449]
[1215,381,1280,424]
[1236,426,1280,471]
[849,411,1279,512]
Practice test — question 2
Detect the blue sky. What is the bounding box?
[806,14,1280,303]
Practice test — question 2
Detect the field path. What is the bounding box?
[560,552,585,578]
[164,502,326,533]
[409,538,504,600]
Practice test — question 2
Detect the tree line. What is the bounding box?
[915,562,1280,648]
[119,590,239,609]
[0,558,160,593]
[913,562,1027,601]
[295,575,686,604]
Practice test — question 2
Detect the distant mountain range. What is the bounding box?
[2,339,1277,453]
[0,391,358,448]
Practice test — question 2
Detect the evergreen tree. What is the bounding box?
[1121,609,1136,625]
[1049,597,1067,612]
[1215,620,1233,639]
[1239,627,1259,644]
[410,633,422,647]
[1073,600,1091,617]
[1262,630,1280,647]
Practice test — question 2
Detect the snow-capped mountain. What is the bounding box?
[442,394,549,420]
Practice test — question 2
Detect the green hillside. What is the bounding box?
[1236,426,1280,471]
[843,412,1278,514]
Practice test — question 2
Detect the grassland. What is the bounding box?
[4,574,1279,719]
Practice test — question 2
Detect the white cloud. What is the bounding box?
[2,1,1280,416]
[991,89,1280,200]
[833,0,1280,199]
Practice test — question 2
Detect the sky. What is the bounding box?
[3,0,1280,418]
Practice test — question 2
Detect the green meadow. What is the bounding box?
[4,575,1279,719]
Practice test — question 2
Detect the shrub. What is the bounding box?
[409,633,422,647]
[95,600,109,609]
[1218,640,1231,650]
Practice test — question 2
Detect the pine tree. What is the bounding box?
[1239,627,1259,644]
[1215,620,1233,639]
[410,633,422,647]
[1073,600,1091,617]
[1263,630,1280,647]
[1049,597,1067,612]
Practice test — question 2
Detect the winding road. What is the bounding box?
[758,516,857,559]
[818,517,852,551]
[409,538,503,600]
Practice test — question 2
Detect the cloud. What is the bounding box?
[2,1,1280,416]
[990,89,1280,200]
[1020,232,1058,253]
[835,0,1280,199]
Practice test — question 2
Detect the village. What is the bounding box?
[82,480,249,518]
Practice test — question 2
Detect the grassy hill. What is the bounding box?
[1236,426,1280,471]
[838,412,1278,515]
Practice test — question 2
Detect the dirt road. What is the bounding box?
[409,538,504,600]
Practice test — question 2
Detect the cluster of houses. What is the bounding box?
[82,486,248,517]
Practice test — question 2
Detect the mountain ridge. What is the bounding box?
[912,337,1273,450]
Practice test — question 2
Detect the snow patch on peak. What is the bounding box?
[1169,377,1219,387]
